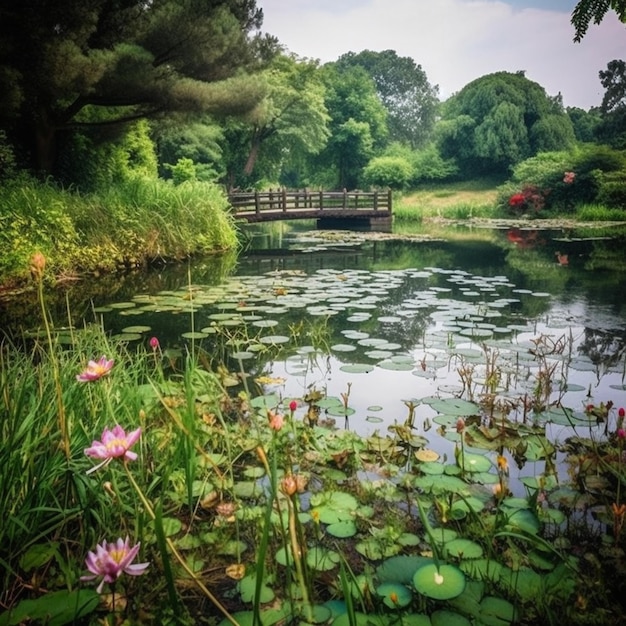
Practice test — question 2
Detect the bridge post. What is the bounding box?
[343,189,348,210]
[254,191,260,216]
[282,188,287,213]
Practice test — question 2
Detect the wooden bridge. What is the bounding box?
[228,189,393,230]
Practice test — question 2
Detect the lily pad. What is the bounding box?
[376,582,413,608]
[413,563,466,600]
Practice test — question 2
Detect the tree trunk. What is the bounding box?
[243,135,261,176]
[34,110,57,175]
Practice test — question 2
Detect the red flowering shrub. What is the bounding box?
[507,185,548,215]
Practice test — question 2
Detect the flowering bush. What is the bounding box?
[507,185,547,215]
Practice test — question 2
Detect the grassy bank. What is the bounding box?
[394,178,502,221]
[0,176,239,290]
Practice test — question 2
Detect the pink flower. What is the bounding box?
[149,337,160,350]
[268,411,284,431]
[289,400,298,413]
[619,407,625,418]
[618,428,626,440]
[456,418,465,433]
[81,537,149,593]
[563,171,576,184]
[77,356,114,382]
[84,425,142,474]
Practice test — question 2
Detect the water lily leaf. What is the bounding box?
[424,398,480,416]
[457,452,492,473]
[479,596,518,625]
[339,363,374,374]
[238,574,274,604]
[0,589,100,626]
[413,563,466,600]
[331,343,357,352]
[431,609,471,626]
[121,325,151,333]
[311,491,358,524]
[444,538,484,559]
[376,582,412,608]
[356,538,398,560]
[378,360,414,371]
[459,558,503,583]
[376,555,433,584]
[326,520,357,538]
[415,449,439,462]
[505,508,540,535]
[306,546,341,571]
[258,334,290,344]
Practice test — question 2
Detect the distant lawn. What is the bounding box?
[395,178,502,220]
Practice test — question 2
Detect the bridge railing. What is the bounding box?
[228,189,392,217]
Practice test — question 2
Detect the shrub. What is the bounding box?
[363,156,413,189]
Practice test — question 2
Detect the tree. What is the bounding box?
[310,64,388,189]
[336,50,439,149]
[566,106,602,142]
[0,0,277,176]
[437,72,575,176]
[599,59,626,113]
[596,59,626,147]
[571,0,626,41]
[156,118,225,183]
[220,53,330,188]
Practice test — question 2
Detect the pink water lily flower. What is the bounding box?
[84,425,142,474]
[81,537,149,593]
[77,356,114,382]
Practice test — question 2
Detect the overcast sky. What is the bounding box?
[258,0,626,110]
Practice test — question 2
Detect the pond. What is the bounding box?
[9,222,620,474]
[3,219,626,624]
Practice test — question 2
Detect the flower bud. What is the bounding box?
[280,475,298,496]
[29,251,46,280]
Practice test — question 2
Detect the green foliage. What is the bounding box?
[363,156,413,189]
[58,119,159,191]
[501,144,626,214]
[156,119,224,183]
[438,72,575,177]
[309,63,388,189]
[0,0,274,175]
[0,176,238,286]
[220,53,330,188]
[336,49,439,148]
[571,1,626,41]
[410,144,459,183]
[566,106,601,142]
[169,157,197,185]
[0,130,16,180]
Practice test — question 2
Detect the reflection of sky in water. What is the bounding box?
[89,231,626,496]
[264,294,626,497]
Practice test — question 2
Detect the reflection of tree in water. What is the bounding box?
[577,327,626,374]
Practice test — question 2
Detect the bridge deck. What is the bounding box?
[228,189,392,223]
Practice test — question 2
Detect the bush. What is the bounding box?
[363,156,413,189]
[504,145,626,214]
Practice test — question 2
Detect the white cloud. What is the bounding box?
[259,0,626,109]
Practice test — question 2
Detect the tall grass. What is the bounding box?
[0,176,239,286]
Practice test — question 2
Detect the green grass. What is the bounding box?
[395,179,501,221]
[0,175,239,288]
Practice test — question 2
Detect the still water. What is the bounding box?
[3,221,626,494]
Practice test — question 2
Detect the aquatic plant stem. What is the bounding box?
[35,268,70,459]
[286,493,313,620]
[123,464,239,625]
